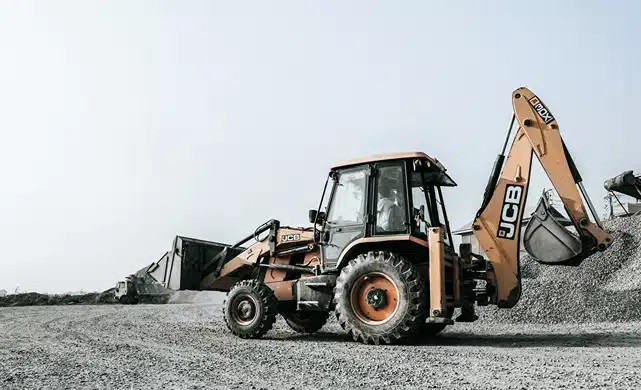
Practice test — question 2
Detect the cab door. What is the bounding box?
[321,165,369,269]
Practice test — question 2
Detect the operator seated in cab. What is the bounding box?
[376,178,405,232]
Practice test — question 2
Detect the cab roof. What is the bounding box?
[331,152,446,171]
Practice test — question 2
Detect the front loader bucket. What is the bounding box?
[522,195,584,265]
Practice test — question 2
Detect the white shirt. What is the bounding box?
[377,197,402,231]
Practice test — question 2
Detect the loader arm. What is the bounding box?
[472,87,613,308]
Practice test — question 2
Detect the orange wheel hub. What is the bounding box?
[349,272,399,325]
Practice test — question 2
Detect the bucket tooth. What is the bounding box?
[522,195,583,265]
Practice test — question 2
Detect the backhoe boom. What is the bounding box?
[472,87,613,308]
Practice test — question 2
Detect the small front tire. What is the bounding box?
[223,279,278,339]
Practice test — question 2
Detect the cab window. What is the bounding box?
[434,186,453,247]
[326,167,367,225]
[410,172,434,237]
[375,165,407,233]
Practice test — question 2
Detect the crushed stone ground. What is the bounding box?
[1,303,641,390]
[2,216,641,388]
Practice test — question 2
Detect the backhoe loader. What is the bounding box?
[201,87,613,345]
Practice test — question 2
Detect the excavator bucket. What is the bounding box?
[522,194,584,265]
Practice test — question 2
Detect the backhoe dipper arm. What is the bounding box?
[472,87,613,308]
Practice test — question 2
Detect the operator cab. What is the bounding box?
[309,152,457,269]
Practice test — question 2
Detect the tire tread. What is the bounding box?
[223,279,278,339]
[333,251,427,345]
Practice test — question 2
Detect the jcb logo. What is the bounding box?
[497,184,523,240]
[529,96,555,125]
[281,234,300,242]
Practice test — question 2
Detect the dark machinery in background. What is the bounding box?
[604,170,641,217]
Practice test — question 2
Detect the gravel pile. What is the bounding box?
[478,214,641,324]
[0,288,171,307]
[0,290,116,307]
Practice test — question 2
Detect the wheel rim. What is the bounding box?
[230,294,259,326]
[349,271,399,325]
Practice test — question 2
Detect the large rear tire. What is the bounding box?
[281,311,329,334]
[223,279,278,339]
[333,251,427,345]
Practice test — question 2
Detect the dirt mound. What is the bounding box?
[0,288,172,307]
[478,214,641,324]
[0,290,116,307]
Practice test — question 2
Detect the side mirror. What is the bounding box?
[309,209,325,224]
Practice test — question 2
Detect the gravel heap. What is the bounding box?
[0,288,170,307]
[477,213,641,324]
[0,290,117,307]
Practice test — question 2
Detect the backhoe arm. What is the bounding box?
[472,87,613,308]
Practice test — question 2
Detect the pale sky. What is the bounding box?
[1,1,639,293]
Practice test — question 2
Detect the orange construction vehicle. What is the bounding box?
[198,87,613,344]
